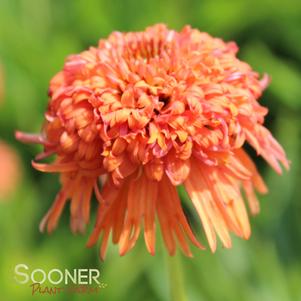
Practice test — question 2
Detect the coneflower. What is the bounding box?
[16,24,288,259]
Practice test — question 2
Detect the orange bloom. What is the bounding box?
[16,24,289,259]
[0,141,21,200]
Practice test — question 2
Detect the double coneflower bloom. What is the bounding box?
[16,24,288,259]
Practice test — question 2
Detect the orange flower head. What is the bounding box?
[16,24,289,259]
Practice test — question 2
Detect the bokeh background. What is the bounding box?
[0,0,301,300]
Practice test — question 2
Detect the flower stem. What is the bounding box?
[167,254,188,301]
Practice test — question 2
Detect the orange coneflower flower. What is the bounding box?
[16,24,288,259]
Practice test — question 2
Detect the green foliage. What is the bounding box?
[0,0,300,300]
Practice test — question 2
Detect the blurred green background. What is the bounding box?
[0,0,301,300]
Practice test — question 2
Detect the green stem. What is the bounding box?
[167,254,188,301]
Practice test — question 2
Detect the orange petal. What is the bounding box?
[185,159,234,251]
[144,159,164,181]
[40,185,71,233]
[143,179,158,255]
[158,175,204,255]
[32,161,78,173]
[235,149,268,194]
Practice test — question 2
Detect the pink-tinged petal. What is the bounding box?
[15,131,49,145]
[166,152,191,185]
[259,73,270,90]
[245,125,289,174]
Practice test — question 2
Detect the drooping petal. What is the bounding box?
[39,178,74,233]
[142,178,158,255]
[185,159,235,251]
[245,125,289,173]
[158,175,205,256]
[234,149,268,194]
